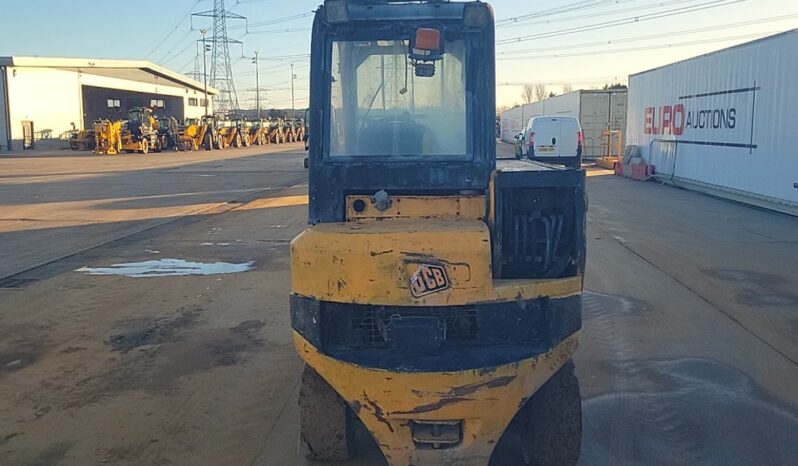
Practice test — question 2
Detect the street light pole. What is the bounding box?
[290,63,296,118]
[252,51,260,120]
[201,29,209,117]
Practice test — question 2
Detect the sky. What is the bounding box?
[1,0,796,109]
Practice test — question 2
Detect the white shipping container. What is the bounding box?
[500,90,627,158]
[627,29,798,213]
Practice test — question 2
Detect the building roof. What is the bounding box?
[0,56,219,94]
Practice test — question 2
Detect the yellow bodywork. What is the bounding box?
[291,195,582,465]
[291,218,581,306]
[296,332,578,466]
[93,120,122,155]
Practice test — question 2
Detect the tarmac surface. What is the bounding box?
[0,143,796,465]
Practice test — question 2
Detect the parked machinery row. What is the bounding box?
[68,109,306,155]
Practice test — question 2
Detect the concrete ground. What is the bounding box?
[0,144,796,466]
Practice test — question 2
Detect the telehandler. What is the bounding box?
[121,107,162,154]
[291,1,586,465]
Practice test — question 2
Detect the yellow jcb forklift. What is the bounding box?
[290,1,586,465]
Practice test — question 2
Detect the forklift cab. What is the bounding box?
[305,0,495,223]
[127,107,157,135]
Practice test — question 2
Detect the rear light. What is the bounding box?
[577,130,583,146]
[527,131,535,148]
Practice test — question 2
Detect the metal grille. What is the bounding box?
[352,308,479,348]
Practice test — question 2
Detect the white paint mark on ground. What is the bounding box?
[145,249,160,254]
[76,259,254,278]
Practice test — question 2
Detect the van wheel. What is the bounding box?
[299,365,355,461]
[520,360,582,466]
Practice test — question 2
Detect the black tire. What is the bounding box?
[521,360,582,466]
[299,365,355,461]
[139,139,149,154]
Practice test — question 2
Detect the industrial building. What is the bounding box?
[500,89,628,159]
[626,29,798,215]
[0,56,218,151]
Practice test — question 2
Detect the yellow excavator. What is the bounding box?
[290,1,586,465]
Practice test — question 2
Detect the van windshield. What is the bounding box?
[328,39,468,159]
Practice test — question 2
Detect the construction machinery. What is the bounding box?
[268,118,287,144]
[68,128,96,151]
[248,119,270,145]
[93,119,123,155]
[218,115,254,149]
[290,1,586,465]
[159,116,193,152]
[232,117,252,147]
[185,115,223,150]
[121,107,162,154]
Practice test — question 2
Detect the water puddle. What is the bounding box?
[580,358,798,466]
[76,259,254,278]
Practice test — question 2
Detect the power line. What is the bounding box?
[229,11,313,30]
[498,13,798,56]
[496,0,618,25]
[247,27,309,35]
[156,28,197,64]
[146,0,204,58]
[497,0,699,30]
[499,30,780,60]
[497,0,747,45]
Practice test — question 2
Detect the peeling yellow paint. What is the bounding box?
[295,331,579,466]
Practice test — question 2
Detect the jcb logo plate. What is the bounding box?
[410,264,450,298]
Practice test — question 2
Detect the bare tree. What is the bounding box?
[534,83,547,102]
[562,83,573,94]
[521,84,535,104]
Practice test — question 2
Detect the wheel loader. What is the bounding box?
[291,1,586,465]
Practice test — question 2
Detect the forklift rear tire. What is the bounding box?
[299,365,355,461]
[139,139,149,154]
[520,359,582,466]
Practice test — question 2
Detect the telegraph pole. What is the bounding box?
[290,63,296,118]
[252,51,260,120]
[201,29,209,116]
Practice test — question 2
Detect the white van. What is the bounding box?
[521,116,583,169]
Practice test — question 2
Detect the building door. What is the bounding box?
[22,120,34,149]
